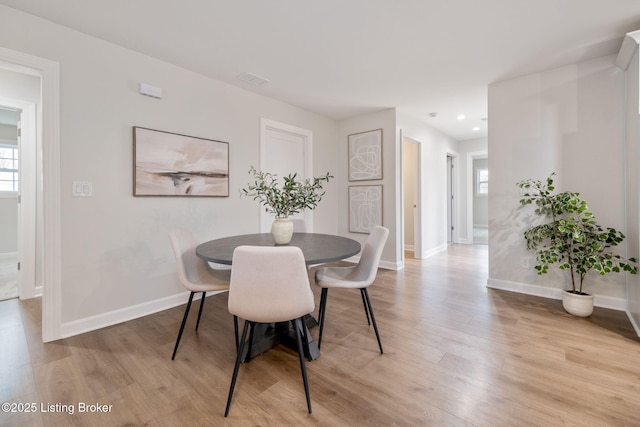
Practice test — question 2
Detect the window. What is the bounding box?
[476,168,488,195]
[0,144,19,193]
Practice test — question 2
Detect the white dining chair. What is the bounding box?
[168,229,231,360]
[314,226,389,354]
[225,245,315,417]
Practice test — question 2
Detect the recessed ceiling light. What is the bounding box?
[472,127,480,131]
[457,114,466,120]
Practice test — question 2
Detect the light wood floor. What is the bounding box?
[0,254,18,301]
[2,244,640,426]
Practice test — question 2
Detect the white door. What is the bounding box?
[259,119,313,232]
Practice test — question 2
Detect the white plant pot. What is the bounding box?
[271,218,293,245]
[561,290,594,317]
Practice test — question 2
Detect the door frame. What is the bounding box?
[466,150,488,244]
[447,154,458,243]
[259,118,313,231]
[0,47,61,342]
[400,131,423,261]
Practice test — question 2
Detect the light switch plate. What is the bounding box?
[72,181,92,197]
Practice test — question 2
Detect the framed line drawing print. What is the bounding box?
[348,128,382,181]
[133,127,229,197]
[349,185,383,233]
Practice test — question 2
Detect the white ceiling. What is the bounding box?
[2,0,640,141]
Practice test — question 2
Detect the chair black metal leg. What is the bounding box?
[360,288,371,325]
[233,315,239,351]
[300,317,312,362]
[171,291,195,360]
[293,317,312,414]
[362,288,383,354]
[317,287,327,327]
[245,322,256,363]
[195,291,207,331]
[317,288,328,349]
[225,320,250,417]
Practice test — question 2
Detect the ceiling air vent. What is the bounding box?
[237,72,269,86]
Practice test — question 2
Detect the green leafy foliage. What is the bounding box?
[241,166,333,218]
[517,173,637,294]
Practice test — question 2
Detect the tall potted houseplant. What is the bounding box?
[517,173,637,316]
[241,166,333,244]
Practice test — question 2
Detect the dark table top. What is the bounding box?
[196,232,361,266]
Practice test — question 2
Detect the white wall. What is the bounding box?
[0,5,340,329]
[396,111,459,258]
[337,108,400,269]
[487,54,630,307]
[621,37,640,332]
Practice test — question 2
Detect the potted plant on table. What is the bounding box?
[517,173,637,317]
[241,166,333,245]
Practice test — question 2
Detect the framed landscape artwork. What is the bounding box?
[133,127,229,197]
[348,128,382,181]
[349,185,383,233]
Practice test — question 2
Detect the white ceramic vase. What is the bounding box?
[561,290,594,317]
[271,217,294,245]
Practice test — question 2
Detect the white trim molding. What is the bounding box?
[61,290,226,339]
[487,278,627,311]
[0,47,61,342]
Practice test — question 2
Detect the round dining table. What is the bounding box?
[195,232,361,266]
[195,232,361,361]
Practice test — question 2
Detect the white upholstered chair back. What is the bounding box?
[228,245,314,323]
[315,226,389,289]
[169,228,230,293]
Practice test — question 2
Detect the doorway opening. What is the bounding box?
[401,134,422,261]
[0,107,20,300]
[466,151,488,245]
[0,47,61,342]
[0,91,38,302]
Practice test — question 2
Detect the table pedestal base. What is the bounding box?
[241,314,320,361]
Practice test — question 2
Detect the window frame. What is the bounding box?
[0,142,19,195]
[475,167,488,196]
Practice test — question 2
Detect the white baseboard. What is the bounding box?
[418,243,448,259]
[486,278,627,311]
[60,290,226,339]
[404,244,415,251]
[345,254,401,271]
[379,259,402,270]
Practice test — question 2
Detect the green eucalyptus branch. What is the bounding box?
[241,166,333,218]
[517,173,637,294]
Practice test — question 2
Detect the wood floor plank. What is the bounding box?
[2,244,640,425]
